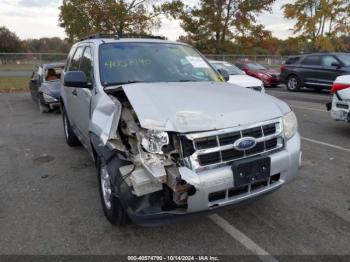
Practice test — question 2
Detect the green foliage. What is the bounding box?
[283,0,350,51]
[164,0,276,53]
[0,26,21,52]
[59,0,166,41]
[23,37,71,53]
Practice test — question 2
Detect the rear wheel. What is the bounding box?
[97,156,128,226]
[62,107,81,147]
[286,75,301,92]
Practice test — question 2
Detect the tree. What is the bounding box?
[0,26,21,52]
[59,0,168,41]
[164,0,276,53]
[283,0,350,50]
[235,25,277,54]
[23,38,71,53]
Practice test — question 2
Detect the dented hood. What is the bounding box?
[121,82,290,133]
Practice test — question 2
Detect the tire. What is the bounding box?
[286,75,301,92]
[38,94,50,113]
[97,156,128,226]
[62,107,81,147]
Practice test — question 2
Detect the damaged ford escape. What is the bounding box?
[60,34,301,226]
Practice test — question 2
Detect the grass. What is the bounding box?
[0,64,34,71]
[0,76,29,93]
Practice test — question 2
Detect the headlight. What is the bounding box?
[141,130,169,154]
[283,111,298,140]
[43,93,58,102]
[258,72,269,79]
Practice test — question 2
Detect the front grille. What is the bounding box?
[189,120,283,168]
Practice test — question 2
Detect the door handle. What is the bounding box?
[72,89,77,96]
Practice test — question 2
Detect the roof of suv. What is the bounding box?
[76,34,186,46]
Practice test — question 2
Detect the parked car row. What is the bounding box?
[56,35,301,226]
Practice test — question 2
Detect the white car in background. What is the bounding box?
[210,60,265,92]
[327,75,350,122]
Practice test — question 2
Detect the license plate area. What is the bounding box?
[232,156,271,187]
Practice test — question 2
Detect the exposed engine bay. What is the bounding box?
[107,89,196,212]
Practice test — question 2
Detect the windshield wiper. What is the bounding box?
[104,80,148,87]
[178,79,203,82]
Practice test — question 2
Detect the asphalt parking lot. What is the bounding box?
[0,87,349,258]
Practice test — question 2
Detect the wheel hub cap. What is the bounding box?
[100,164,112,209]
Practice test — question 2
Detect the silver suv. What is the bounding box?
[60,34,301,226]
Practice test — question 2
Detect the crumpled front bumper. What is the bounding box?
[127,133,301,226]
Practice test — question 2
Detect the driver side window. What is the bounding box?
[80,47,94,83]
[68,46,84,71]
[322,56,339,67]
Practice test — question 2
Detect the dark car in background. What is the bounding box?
[280,53,350,92]
[29,63,64,113]
[235,60,280,87]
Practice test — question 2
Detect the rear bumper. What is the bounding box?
[330,93,350,122]
[127,133,301,226]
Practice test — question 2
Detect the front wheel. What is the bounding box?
[286,75,301,92]
[97,156,128,226]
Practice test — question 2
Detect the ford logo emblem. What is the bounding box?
[234,137,257,151]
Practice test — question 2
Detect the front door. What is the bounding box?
[73,46,94,144]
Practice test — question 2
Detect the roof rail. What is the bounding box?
[80,33,167,41]
[121,34,167,40]
[80,33,119,41]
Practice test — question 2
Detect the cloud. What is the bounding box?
[18,0,60,7]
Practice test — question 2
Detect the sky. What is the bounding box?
[0,0,296,41]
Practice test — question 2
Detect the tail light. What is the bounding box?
[280,64,286,72]
[331,83,350,93]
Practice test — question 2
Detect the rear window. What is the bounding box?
[300,55,322,66]
[284,56,301,65]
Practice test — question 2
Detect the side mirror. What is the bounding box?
[64,71,91,88]
[331,62,341,68]
[217,69,230,82]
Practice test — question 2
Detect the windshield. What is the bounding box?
[337,54,350,66]
[212,62,244,75]
[246,63,266,70]
[99,42,221,86]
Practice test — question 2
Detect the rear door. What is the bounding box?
[29,68,41,100]
[298,55,324,86]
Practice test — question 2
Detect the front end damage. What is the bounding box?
[92,88,300,225]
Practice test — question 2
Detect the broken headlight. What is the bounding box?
[283,111,298,140]
[141,130,169,154]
